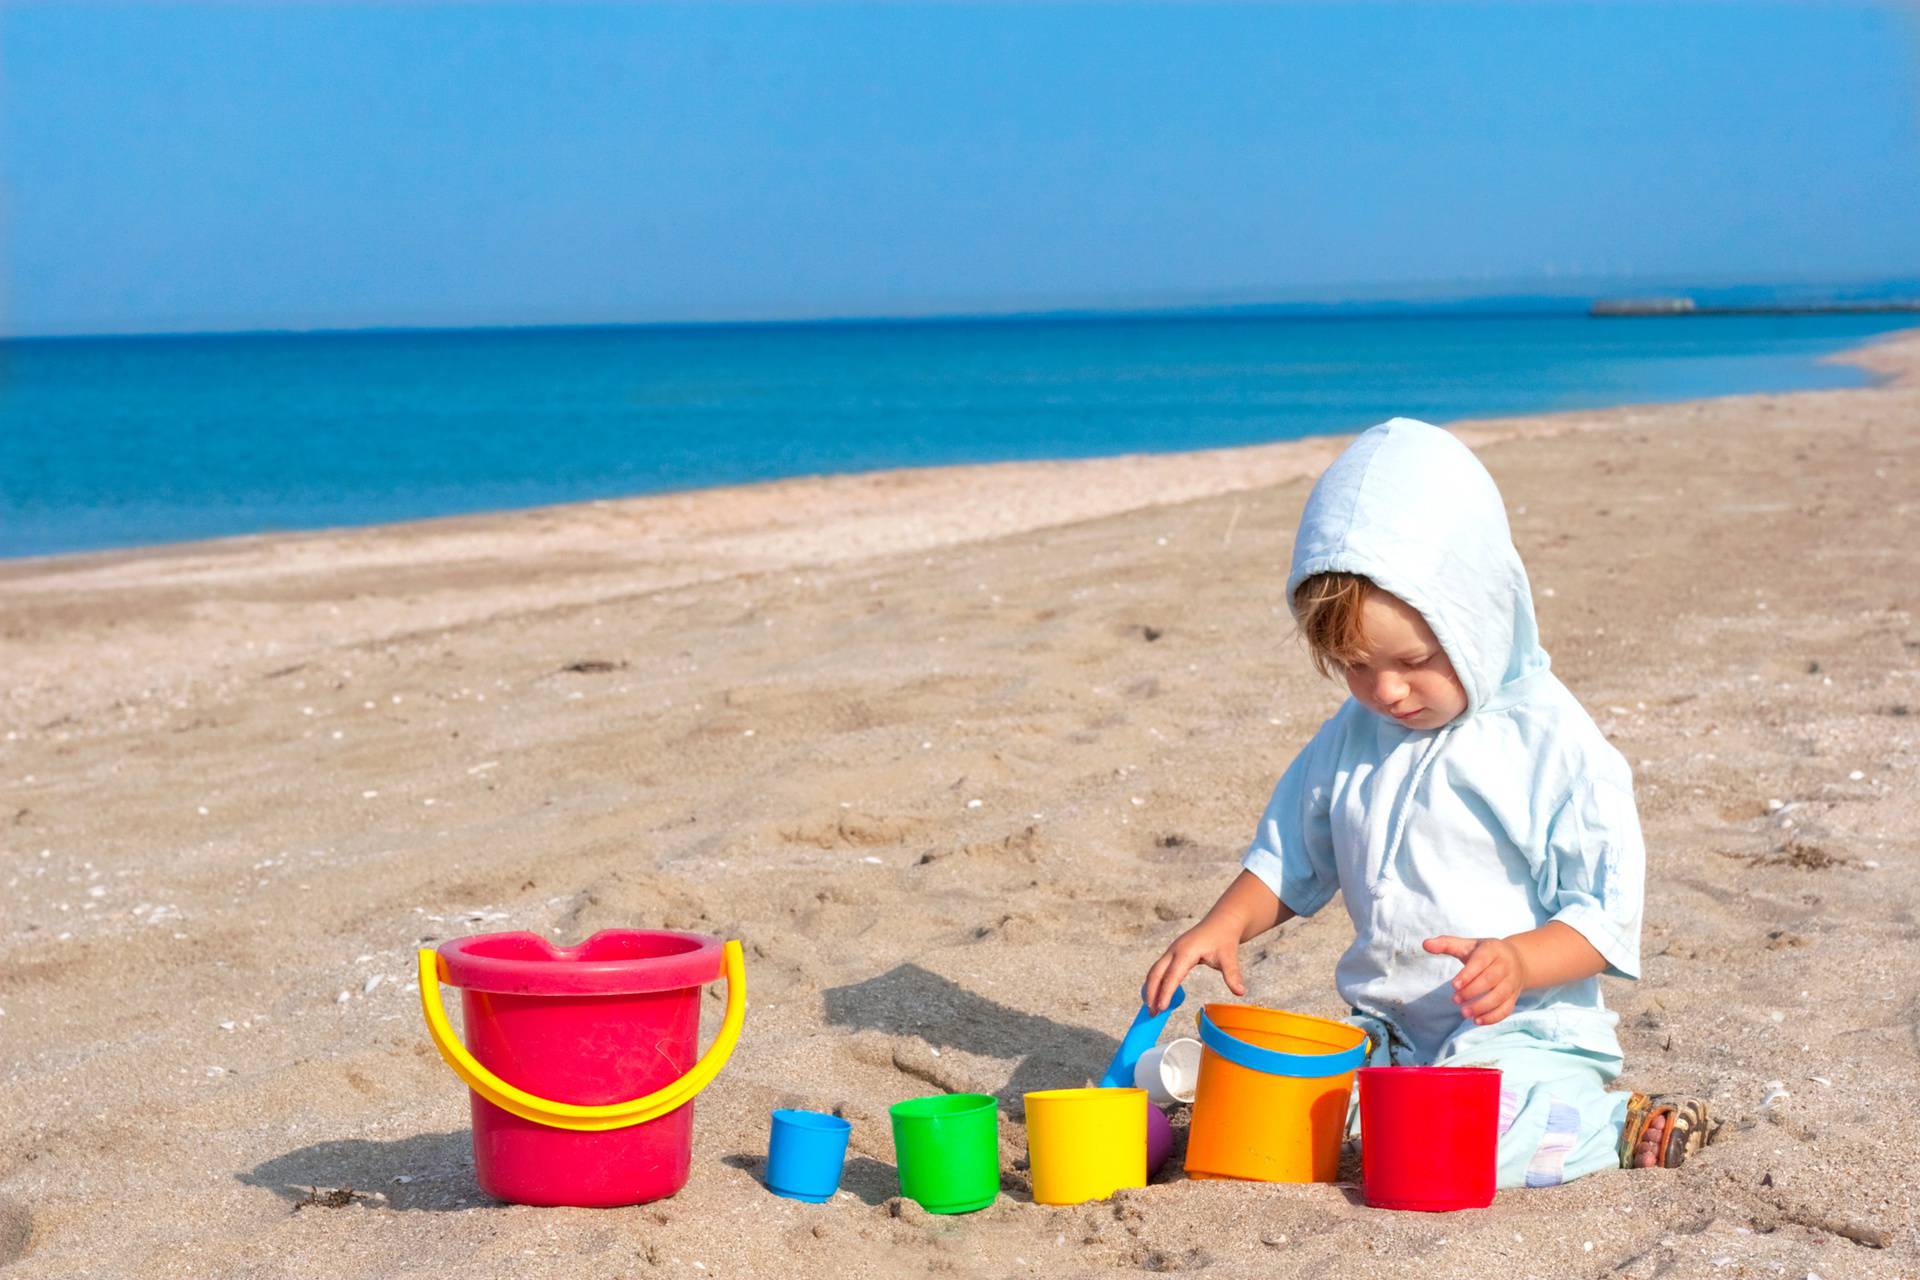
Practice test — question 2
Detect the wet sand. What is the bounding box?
[2,330,1917,1278]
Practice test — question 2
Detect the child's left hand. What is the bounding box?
[1423,934,1524,1025]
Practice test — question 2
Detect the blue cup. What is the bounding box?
[766,1108,853,1203]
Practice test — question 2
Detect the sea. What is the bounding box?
[0,311,1909,560]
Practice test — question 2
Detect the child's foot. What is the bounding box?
[1619,1092,1717,1169]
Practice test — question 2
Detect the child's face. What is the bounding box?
[1342,590,1468,729]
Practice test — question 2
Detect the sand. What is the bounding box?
[2,330,1917,1279]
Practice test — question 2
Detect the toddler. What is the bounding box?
[1144,418,1713,1185]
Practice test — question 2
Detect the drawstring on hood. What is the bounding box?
[1374,722,1452,889]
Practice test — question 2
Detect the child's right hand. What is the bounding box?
[1143,915,1248,1014]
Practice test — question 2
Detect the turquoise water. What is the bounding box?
[0,312,1908,559]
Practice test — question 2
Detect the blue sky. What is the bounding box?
[4,2,1918,336]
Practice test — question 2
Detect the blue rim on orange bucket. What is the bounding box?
[1196,1007,1368,1076]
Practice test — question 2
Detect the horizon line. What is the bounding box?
[8,273,1920,344]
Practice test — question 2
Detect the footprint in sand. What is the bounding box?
[0,1195,35,1267]
[777,811,924,850]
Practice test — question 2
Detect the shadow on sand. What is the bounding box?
[720,1152,898,1207]
[821,962,1122,1110]
[238,1130,481,1212]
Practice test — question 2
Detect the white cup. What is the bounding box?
[1134,1037,1202,1106]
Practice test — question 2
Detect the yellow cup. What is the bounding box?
[1023,1087,1147,1205]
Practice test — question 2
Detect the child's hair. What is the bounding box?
[1292,571,1375,678]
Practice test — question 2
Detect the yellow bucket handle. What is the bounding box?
[417,939,746,1132]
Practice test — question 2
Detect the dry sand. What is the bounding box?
[3,330,1917,1279]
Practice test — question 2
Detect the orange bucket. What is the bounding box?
[1184,1003,1368,1183]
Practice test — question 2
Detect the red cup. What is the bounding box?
[1358,1066,1500,1211]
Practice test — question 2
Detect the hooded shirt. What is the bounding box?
[1242,417,1644,1066]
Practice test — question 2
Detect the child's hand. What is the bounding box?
[1423,934,1524,1025]
[1144,916,1248,1014]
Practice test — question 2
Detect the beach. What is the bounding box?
[3,328,1917,1277]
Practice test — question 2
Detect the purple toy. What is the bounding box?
[1145,1102,1172,1178]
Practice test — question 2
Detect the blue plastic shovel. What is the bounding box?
[1098,986,1186,1088]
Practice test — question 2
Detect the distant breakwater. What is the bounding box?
[1592,298,1920,317]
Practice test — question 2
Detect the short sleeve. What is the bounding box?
[1240,719,1341,917]
[1536,773,1645,980]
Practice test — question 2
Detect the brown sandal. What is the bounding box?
[1619,1092,1717,1169]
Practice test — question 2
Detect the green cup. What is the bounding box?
[888,1092,1000,1213]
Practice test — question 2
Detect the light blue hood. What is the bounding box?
[1286,417,1551,716]
[1243,417,1645,1067]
